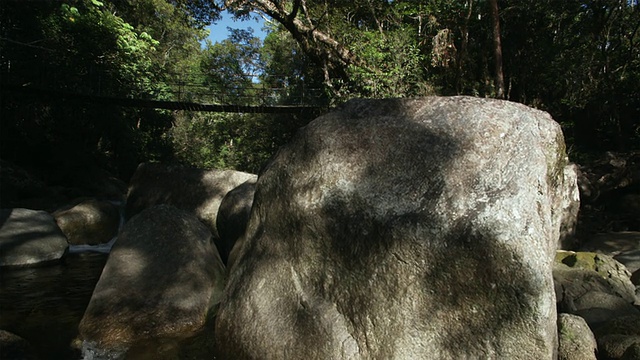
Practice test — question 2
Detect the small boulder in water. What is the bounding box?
[0,329,38,360]
[0,208,68,267]
[79,205,225,352]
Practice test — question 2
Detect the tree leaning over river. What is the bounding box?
[1,0,638,184]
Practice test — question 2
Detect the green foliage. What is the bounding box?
[168,111,316,173]
[347,29,432,98]
[0,0,189,181]
[200,29,262,103]
[2,0,639,190]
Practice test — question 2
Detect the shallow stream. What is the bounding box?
[1,249,220,360]
[0,252,108,359]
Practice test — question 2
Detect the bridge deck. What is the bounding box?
[2,84,327,114]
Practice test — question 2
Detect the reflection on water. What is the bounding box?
[1,252,220,360]
[0,252,108,359]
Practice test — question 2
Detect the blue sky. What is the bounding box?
[204,11,269,44]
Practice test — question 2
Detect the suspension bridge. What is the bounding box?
[1,66,330,114]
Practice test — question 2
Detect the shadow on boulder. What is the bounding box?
[218,97,568,359]
[125,163,256,245]
[79,205,226,358]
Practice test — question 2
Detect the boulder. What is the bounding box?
[592,313,640,360]
[0,329,38,360]
[598,335,640,360]
[79,205,226,353]
[554,251,636,305]
[592,313,640,338]
[572,291,639,325]
[632,269,640,285]
[622,342,640,360]
[0,208,68,267]
[53,198,120,246]
[216,97,573,359]
[215,178,256,264]
[557,313,597,360]
[558,163,581,250]
[125,163,256,238]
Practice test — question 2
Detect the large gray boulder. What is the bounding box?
[125,163,256,239]
[0,208,68,267]
[53,198,120,246]
[216,97,575,359]
[79,205,225,354]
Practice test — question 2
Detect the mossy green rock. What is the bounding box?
[554,249,639,360]
[555,250,636,304]
[556,251,624,275]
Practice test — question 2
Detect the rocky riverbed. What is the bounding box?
[1,98,639,359]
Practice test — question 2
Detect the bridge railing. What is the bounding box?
[1,59,328,108]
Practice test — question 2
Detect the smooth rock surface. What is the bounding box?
[215,177,256,264]
[79,205,225,350]
[0,208,68,267]
[216,97,573,359]
[125,163,256,238]
[53,198,120,245]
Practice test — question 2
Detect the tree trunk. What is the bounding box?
[224,0,361,88]
[489,0,505,99]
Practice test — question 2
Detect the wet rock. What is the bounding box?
[79,205,225,351]
[53,198,120,246]
[0,208,68,267]
[0,329,38,360]
[216,97,571,359]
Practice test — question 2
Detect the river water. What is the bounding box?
[1,250,221,360]
[0,252,108,359]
